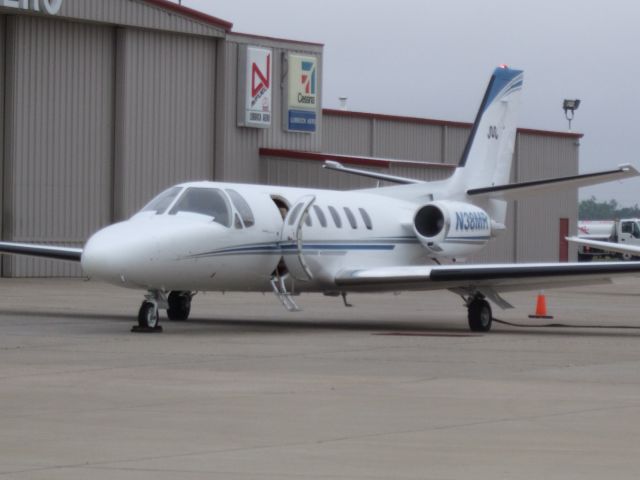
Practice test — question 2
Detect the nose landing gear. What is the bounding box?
[132,290,195,332]
[132,291,166,332]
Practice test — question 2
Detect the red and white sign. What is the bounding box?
[242,46,272,128]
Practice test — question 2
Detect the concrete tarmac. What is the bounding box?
[1,278,640,479]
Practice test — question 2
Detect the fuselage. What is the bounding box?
[80,181,434,293]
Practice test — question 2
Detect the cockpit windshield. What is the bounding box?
[168,187,231,227]
[140,186,182,214]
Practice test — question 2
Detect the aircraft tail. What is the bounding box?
[449,66,524,192]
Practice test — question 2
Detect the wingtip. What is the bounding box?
[617,163,639,175]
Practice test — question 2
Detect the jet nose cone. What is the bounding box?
[81,222,139,285]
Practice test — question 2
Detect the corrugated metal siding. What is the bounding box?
[321,115,371,155]
[2,0,228,38]
[262,156,454,190]
[4,16,114,276]
[323,112,465,166]
[114,28,216,218]
[0,16,5,276]
[443,126,470,165]
[217,37,323,183]
[373,120,442,162]
[515,133,579,262]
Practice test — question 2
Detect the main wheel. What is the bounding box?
[167,291,192,321]
[138,301,159,329]
[468,298,492,332]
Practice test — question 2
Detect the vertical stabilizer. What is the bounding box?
[454,66,523,191]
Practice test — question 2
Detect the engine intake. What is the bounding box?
[413,201,492,257]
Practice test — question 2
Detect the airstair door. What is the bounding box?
[280,195,315,281]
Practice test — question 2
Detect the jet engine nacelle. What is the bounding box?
[413,201,492,257]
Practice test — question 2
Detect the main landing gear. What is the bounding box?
[132,290,194,332]
[466,294,493,332]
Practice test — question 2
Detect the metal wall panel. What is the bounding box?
[0,0,227,38]
[515,134,579,262]
[321,115,371,155]
[4,16,114,276]
[114,28,216,218]
[323,111,466,166]
[0,16,5,275]
[443,126,470,165]
[373,120,442,162]
[217,36,323,183]
[262,155,454,190]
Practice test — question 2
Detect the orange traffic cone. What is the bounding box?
[528,291,554,319]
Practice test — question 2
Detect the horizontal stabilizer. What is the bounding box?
[0,241,83,262]
[567,236,640,256]
[322,161,424,185]
[467,164,638,200]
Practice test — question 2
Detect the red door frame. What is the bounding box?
[559,218,569,262]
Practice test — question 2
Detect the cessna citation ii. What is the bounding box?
[1,66,639,333]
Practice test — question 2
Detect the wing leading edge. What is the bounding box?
[567,236,640,256]
[0,242,83,262]
[335,262,640,294]
[466,164,638,200]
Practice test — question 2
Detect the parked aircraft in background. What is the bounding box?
[1,66,639,332]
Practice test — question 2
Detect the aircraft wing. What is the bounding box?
[567,236,640,257]
[0,241,83,261]
[467,164,638,200]
[335,261,640,294]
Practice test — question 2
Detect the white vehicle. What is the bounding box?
[575,219,640,261]
[1,66,640,333]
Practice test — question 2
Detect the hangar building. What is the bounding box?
[0,0,581,277]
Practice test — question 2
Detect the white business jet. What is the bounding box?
[1,66,639,332]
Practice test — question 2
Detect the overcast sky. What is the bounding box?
[179,0,640,206]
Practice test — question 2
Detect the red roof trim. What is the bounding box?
[143,0,233,31]
[231,31,324,48]
[322,108,584,139]
[259,148,456,170]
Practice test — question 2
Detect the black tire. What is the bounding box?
[138,301,159,329]
[468,298,492,332]
[167,291,191,321]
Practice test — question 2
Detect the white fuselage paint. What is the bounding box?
[80,181,436,293]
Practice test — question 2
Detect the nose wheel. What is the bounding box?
[138,301,160,328]
[131,292,165,333]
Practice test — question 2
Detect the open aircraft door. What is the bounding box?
[281,195,316,281]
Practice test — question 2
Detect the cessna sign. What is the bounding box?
[0,0,63,15]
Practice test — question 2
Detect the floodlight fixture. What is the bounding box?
[563,99,581,131]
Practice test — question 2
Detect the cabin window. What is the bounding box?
[304,212,312,227]
[169,187,231,227]
[344,207,358,229]
[226,189,255,228]
[141,186,182,214]
[328,206,342,228]
[287,203,304,226]
[313,205,327,228]
[234,214,243,229]
[359,208,373,230]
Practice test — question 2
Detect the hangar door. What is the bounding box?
[2,16,114,277]
[113,28,217,220]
